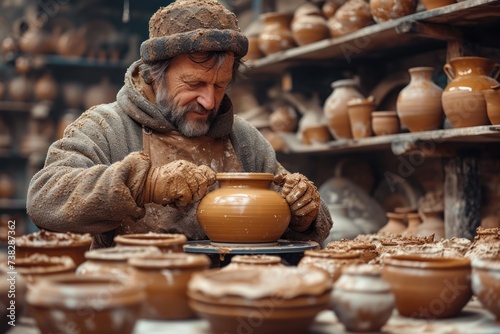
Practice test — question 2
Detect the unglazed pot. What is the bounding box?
[420,0,456,10]
[369,0,418,23]
[27,274,145,334]
[224,254,284,270]
[196,173,291,244]
[347,96,375,138]
[291,4,330,46]
[416,209,445,240]
[188,266,332,334]
[324,78,364,139]
[16,254,75,285]
[258,12,295,56]
[378,212,406,235]
[332,264,395,332]
[372,111,400,136]
[298,249,364,282]
[114,232,187,253]
[327,0,373,37]
[442,56,500,128]
[483,84,500,124]
[471,256,500,321]
[397,67,444,132]
[128,253,210,320]
[382,255,472,319]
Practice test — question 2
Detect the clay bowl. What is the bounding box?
[26,273,145,334]
[382,254,472,319]
[372,111,400,136]
[16,253,76,285]
[188,266,333,334]
[16,230,92,267]
[114,232,187,253]
[471,256,500,321]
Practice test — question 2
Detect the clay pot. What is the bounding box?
[324,78,364,139]
[196,173,291,244]
[298,249,364,282]
[327,0,373,37]
[332,264,395,332]
[483,84,500,125]
[16,230,92,267]
[128,253,210,320]
[372,111,400,136]
[188,266,332,334]
[16,253,75,285]
[291,7,330,46]
[403,212,422,236]
[347,96,375,139]
[378,212,406,235]
[7,75,33,102]
[301,124,332,144]
[416,209,445,240]
[471,256,500,321]
[269,104,298,133]
[322,0,344,18]
[243,35,263,61]
[114,232,187,253]
[258,12,296,56]
[76,246,162,280]
[369,0,418,23]
[382,255,472,319]
[83,77,119,110]
[420,0,456,10]
[397,66,444,132]
[27,274,145,334]
[0,173,15,199]
[56,27,88,57]
[224,255,284,270]
[442,56,500,128]
[34,72,58,101]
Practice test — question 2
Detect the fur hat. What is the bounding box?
[140,0,248,64]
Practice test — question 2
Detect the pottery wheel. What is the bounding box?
[183,239,319,255]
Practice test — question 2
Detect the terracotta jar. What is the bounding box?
[16,253,75,285]
[0,173,15,199]
[34,72,58,102]
[442,56,500,128]
[0,117,12,150]
[397,67,444,132]
[128,253,210,320]
[382,255,472,319]
[332,264,395,332]
[369,0,418,23]
[372,111,400,136]
[347,96,375,139]
[403,212,422,236]
[291,4,330,46]
[324,78,364,139]
[378,212,406,235]
[298,249,364,282]
[27,274,145,334]
[483,84,500,125]
[416,209,445,240]
[471,256,500,321]
[224,255,284,270]
[327,0,373,37]
[258,12,296,56]
[196,173,291,244]
[114,232,187,253]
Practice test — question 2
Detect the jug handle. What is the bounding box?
[443,64,454,81]
[491,63,500,80]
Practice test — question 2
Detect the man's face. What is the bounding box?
[155,52,235,137]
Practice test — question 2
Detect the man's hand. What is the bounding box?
[274,171,320,232]
[142,160,216,207]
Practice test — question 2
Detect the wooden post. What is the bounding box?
[443,153,481,240]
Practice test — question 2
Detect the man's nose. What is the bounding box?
[196,85,216,111]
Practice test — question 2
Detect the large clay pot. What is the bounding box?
[291,4,330,46]
[223,255,284,270]
[196,173,291,244]
[347,96,375,138]
[397,66,444,132]
[298,249,364,282]
[258,12,296,56]
[61,81,85,109]
[442,56,500,128]
[369,0,418,23]
[483,84,500,125]
[16,254,75,285]
[332,264,395,333]
[324,78,364,139]
[327,0,373,37]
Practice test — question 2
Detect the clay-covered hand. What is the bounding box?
[273,171,320,232]
[142,160,216,207]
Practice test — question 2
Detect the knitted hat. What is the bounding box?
[140,0,248,64]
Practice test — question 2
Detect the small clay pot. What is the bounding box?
[471,256,500,321]
[369,0,418,23]
[327,0,373,37]
[114,232,187,253]
[128,253,210,320]
[34,72,58,101]
[16,253,75,285]
[378,212,406,235]
[372,111,400,136]
[347,96,375,139]
[243,35,263,61]
[416,209,445,240]
[269,104,298,133]
[298,249,364,282]
[258,12,296,56]
[301,124,332,144]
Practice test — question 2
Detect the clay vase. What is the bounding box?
[372,111,400,136]
[27,274,145,334]
[258,12,296,56]
[403,212,422,236]
[196,173,291,244]
[397,66,444,132]
[327,0,373,37]
[0,173,15,199]
[416,209,445,240]
[291,4,330,46]
[378,212,406,235]
[442,56,500,128]
[322,0,345,18]
[382,255,472,319]
[83,77,119,109]
[324,78,364,139]
[128,253,210,320]
[34,72,58,102]
[471,256,500,321]
[332,264,395,332]
[298,249,364,282]
[114,233,187,253]
[347,96,375,139]
[369,0,418,23]
[483,84,500,125]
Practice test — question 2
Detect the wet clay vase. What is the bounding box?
[128,253,210,320]
[471,256,500,321]
[188,266,333,334]
[298,249,364,282]
[397,67,444,132]
[347,96,375,139]
[327,0,373,37]
[244,35,263,61]
[27,274,145,334]
[332,264,395,332]
[16,230,92,267]
[114,232,187,253]
[483,84,500,125]
[378,212,407,235]
[382,255,472,319]
[16,254,76,285]
[196,173,291,244]
[324,78,364,139]
[442,56,500,128]
[258,12,296,56]
[372,111,400,136]
[369,0,418,23]
[416,209,445,240]
[291,4,330,46]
